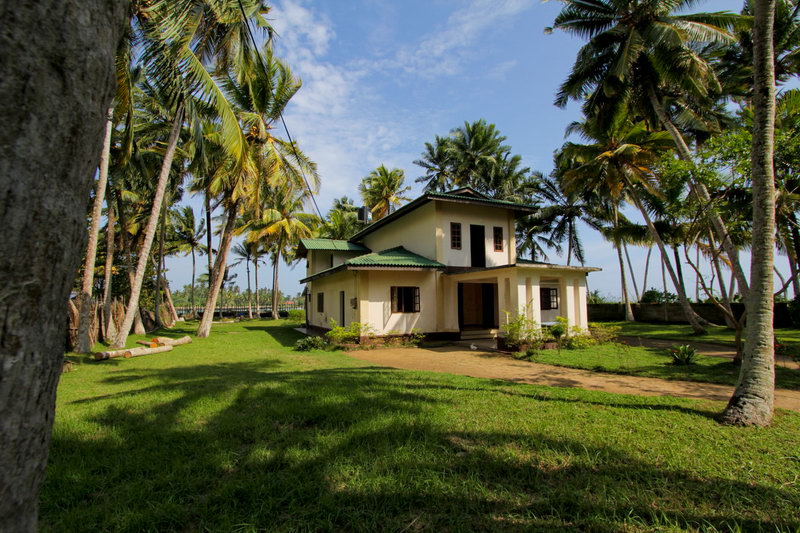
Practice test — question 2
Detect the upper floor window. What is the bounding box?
[493,226,503,252]
[391,286,420,313]
[450,222,462,249]
[540,287,558,310]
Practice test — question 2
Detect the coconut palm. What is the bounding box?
[550,0,751,299]
[359,165,411,219]
[721,0,778,427]
[172,205,206,313]
[414,136,453,191]
[231,241,257,318]
[247,186,318,320]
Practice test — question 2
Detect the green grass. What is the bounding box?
[530,344,800,390]
[44,320,800,532]
[606,321,800,351]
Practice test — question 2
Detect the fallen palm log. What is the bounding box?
[94,345,173,361]
[135,335,192,348]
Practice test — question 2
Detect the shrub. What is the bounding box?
[669,344,698,366]
[641,288,678,304]
[588,322,621,344]
[325,321,375,347]
[501,309,544,350]
[407,329,425,347]
[294,335,328,351]
[287,309,305,324]
[788,295,800,328]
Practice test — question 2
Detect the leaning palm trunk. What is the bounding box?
[77,106,113,353]
[641,246,652,295]
[116,193,146,335]
[272,246,281,320]
[628,191,707,334]
[647,86,749,300]
[101,185,117,341]
[154,207,166,327]
[197,201,239,337]
[624,243,640,301]
[114,105,184,348]
[616,242,635,321]
[721,0,776,427]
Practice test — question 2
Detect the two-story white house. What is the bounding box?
[298,188,600,340]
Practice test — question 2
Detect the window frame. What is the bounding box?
[493,226,503,252]
[391,286,421,313]
[540,287,559,310]
[317,292,324,313]
[450,222,462,250]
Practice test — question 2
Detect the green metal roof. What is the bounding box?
[300,246,444,283]
[345,246,445,268]
[298,239,370,256]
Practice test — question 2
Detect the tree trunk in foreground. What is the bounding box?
[197,202,239,337]
[77,107,114,353]
[114,105,184,348]
[0,2,127,530]
[721,0,777,426]
[102,185,117,341]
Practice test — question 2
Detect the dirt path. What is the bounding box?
[348,346,800,412]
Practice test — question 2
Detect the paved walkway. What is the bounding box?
[348,346,800,412]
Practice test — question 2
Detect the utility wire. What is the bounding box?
[236,0,324,219]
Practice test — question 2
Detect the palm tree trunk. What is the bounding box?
[162,278,178,327]
[254,257,260,317]
[662,254,669,322]
[246,260,253,319]
[77,106,113,353]
[0,2,126,528]
[197,201,239,337]
[190,249,196,314]
[721,0,776,426]
[624,242,640,301]
[154,205,166,328]
[616,242,635,321]
[629,190,707,334]
[672,246,688,302]
[272,246,281,320]
[205,193,213,290]
[114,104,184,348]
[642,246,652,294]
[102,184,117,341]
[647,85,749,300]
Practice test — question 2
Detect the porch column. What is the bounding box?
[576,274,588,330]
[516,274,530,320]
[497,276,511,326]
[561,276,576,328]
[530,273,542,325]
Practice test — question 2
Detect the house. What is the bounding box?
[298,188,600,340]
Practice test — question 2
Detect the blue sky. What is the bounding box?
[166,0,794,301]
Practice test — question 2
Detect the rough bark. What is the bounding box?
[77,107,114,353]
[102,184,117,341]
[721,0,776,427]
[154,205,167,327]
[0,2,127,530]
[197,202,239,337]
[114,105,184,348]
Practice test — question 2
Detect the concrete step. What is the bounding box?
[460,329,498,340]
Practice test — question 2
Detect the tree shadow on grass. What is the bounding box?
[43,362,800,532]
[243,323,305,348]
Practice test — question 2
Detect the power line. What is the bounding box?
[236,0,324,220]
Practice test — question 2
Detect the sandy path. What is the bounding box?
[348,346,800,412]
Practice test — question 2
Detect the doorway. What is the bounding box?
[469,224,486,267]
[457,282,498,330]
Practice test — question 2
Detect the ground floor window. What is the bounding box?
[317,292,324,313]
[540,287,558,310]
[391,286,420,313]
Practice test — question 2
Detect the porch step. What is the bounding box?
[460,329,498,340]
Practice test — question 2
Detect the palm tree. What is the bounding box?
[558,116,708,333]
[414,136,453,191]
[231,241,257,318]
[247,186,318,320]
[320,198,362,240]
[359,165,411,219]
[721,0,777,427]
[172,205,206,314]
[550,0,751,300]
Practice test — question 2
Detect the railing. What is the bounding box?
[174,303,305,318]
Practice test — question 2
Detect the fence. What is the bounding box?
[174,302,304,318]
[588,303,792,328]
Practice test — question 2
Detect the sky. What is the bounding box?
[166,0,795,302]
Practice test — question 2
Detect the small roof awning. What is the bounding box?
[300,246,445,283]
[297,239,370,258]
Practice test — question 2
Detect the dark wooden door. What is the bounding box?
[339,291,345,325]
[481,283,497,328]
[469,225,485,268]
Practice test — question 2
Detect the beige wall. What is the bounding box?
[362,202,437,258]
[306,250,364,277]
[436,203,515,267]
[306,270,359,329]
[358,270,437,335]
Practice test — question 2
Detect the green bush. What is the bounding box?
[287,309,305,324]
[588,322,620,344]
[325,321,375,347]
[788,295,800,328]
[294,335,328,351]
[641,288,678,304]
[501,308,544,350]
[669,344,698,366]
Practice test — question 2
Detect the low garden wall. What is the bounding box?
[588,303,792,328]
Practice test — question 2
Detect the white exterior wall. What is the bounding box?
[306,270,359,329]
[436,203,515,267]
[306,250,364,277]
[359,270,438,335]
[362,202,437,258]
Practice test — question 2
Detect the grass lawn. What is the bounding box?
[531,344,800,390]
[605,321,800,352]
[44,320,800,532]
